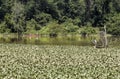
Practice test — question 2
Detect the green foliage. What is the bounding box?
[11,1,25,34]
[0,22,10,33]
[106,13,120,35]
[0,0,120,35]
[63,22,79,33]
[34,13,52,26]
[0,44,120,78]
[40,21,65,35]
[26,19,40,33]
[40,21,79,35]
[80,26,96,35]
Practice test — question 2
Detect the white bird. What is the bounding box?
[92,40,97,45]
[92,40,97,48]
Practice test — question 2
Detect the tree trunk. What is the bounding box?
[18,32,22,41]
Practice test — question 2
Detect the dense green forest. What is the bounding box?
[0,0,120,36]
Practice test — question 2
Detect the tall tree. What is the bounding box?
[12,1,25,40]
[84,0,93,22]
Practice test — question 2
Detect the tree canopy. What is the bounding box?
[0,0,120,35]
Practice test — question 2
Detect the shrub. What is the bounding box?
[63,22,79,33]
[106,13,120,36]
[34,13,52,26]
[80,26,96,36]
[26,19,40,33]
[0,22,10,33]
[40,21,65,35]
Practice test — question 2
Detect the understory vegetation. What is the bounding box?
[0,44,120,79]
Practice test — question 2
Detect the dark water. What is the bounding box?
[0,34,120,46]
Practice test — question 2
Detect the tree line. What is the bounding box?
[0,0,120,36]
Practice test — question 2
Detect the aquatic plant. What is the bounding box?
[0,44,120,79]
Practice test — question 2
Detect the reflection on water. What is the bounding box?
[0,34,120,46]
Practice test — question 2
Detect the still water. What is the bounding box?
[0,34,120,46]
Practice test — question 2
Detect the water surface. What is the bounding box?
[0,34,120,46]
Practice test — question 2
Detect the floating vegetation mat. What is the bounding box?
[0,44,120,79]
